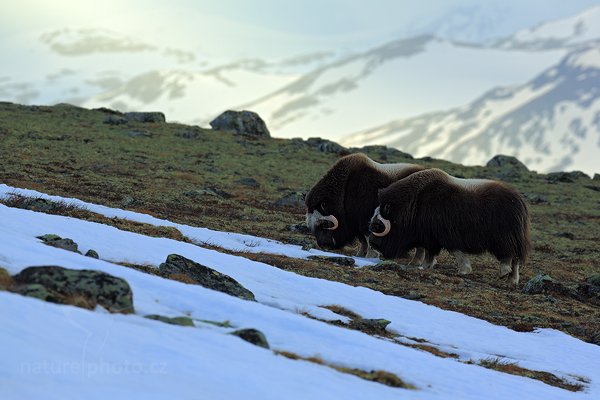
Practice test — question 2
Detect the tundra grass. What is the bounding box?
[1,101,599,347]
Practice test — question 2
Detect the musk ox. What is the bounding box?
[368,168,530,284]
[305,153,427,257]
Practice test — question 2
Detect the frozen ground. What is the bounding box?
[1,185,598,399]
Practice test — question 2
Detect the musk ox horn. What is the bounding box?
[319,215,339,230]
[372,213,391,237]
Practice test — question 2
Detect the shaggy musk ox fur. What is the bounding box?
[305,153,424,256]
[369,168,531,284]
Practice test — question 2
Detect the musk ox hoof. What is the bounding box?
[458,264,472,275]
[499,263,512,278]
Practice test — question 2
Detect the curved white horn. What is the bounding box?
[372,213,391,237]
[320,215,339,230]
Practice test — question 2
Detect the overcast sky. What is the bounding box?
[3,0,600,59]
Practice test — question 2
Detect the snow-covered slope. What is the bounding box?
[1,186,599,399]
[497,5,600,50]
[343,45,600,174]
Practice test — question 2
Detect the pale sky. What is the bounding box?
[3,0,600,59]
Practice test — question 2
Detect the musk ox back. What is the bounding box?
[305,153,424,256]
[368,168,530,284]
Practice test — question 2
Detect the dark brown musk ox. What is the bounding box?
[368,168,531,284]
[305,153,427,257]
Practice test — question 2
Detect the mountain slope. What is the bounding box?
[342,45,600,174]
[1,190,599,399]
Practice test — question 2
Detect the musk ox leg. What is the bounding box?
[410,248,426,266]
[508,259,520,285]
[421,250,437,269]
[499,258,512,278]
[357,235,369,257]
[453,250,472,275]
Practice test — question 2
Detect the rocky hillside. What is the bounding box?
[0,101,599,349]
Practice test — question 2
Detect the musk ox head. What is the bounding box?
[305,184,353,250]
[368,185,416,259]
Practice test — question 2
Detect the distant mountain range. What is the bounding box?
[342,6,600,174]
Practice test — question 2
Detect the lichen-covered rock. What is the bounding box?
[145,314,195,327]
[274,192,305,208]
[546,171,590,183]
[305,137,347,154]
[355,145,413,160]
[210,110,270,137]
[522,193,549,204]
[159,254,255,301]
[37,234,81,253]
[12,266,134,313]
[230,328,269,349]
[183,187,232,199]
[522,274,569,295]
[12,283,51,301]
[123,112,166,123]
[103,115,128,125]
[349,318,391,334]
[486,155,529,171]
[85,249,99,259]
[576,274,600,305]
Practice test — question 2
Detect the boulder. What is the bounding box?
[230,328,269,349]
[522,274,569,296]
[546,171,590,183]
[183,187,232,199]
[12,266,134,313]
[274,192,305,208]
[210,110,270,138]
[37,234,80,254]
[356,145,413,160]
[85,249,99,259]
[486,155,529,171]
[522,193,549,205]
[236,177,260,188]
[349,318,391,335]
[159,254,255,301]
[305,137,347,154]
[123,112,166,123]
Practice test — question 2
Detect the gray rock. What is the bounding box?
[183,187,232,199]
[349,318,391,334]
[307,255,355,266]
[230,328,269,349]
[103,115,128,125]
[486,155,529,171]
[287,223,310,234]
[122,130,152,138]
[85,249,99,259]
[236,177,260,188]
[37,234,80,254]
[576,274,600,305]
[145,314,195,327]
[159,254,255,301]
[547,171,590,183]
[175,127,203,139]
[522,274,569,295]
[13,266,134,313]
[210,110,270,138]
[305,137,347,154]
[594,173,600,181]
[275,192,305,208]
[355,145,413,160]
[554,232,575,240]
[123,112,166,123]
[11,283,51,301]
[522,193,548,204]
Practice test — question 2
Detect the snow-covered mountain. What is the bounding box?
[342,45,600,174]
[2,184,599,399]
